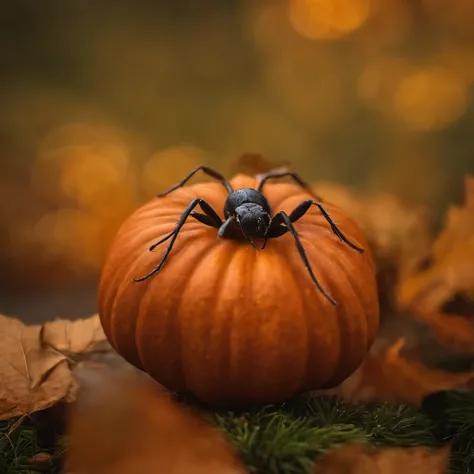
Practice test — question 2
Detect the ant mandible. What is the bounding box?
[133,165,364,305]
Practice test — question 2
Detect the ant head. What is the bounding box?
[235,203,270,243]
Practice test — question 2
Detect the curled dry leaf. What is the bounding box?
[315,442,451,474]
[313,181,433,284]
[40,314,129,401]
[0,313,115,420]
[398,176,474,314]
[408,312,474,356]
[0,314,72,420]
[321,338,474,406]
[65,370,247,474]
[41,314,108,356]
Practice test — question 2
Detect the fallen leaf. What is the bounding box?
[0,313,127,420]
[0,314,72,420]
[313,181,433,284]
[40,314,108,357]
[398,176,474,313]
[321,338,474,406]
[315,442,451,474]
[408,312,474,356]
[65,369,247,474]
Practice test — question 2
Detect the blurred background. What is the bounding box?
[1,0,473,322]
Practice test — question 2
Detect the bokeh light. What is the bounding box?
[0,0,474,297]
[141,145,209,198]
[393,67,468,131]
[288,0,371,40]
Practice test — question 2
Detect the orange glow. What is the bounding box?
[59,147,129,207]
[32,122,136,204]
[141,145,208,198]
[288,0,371,40]
[34,209,105,270]
[393,68,468,131]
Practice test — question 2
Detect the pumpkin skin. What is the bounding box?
[98,173,379,405]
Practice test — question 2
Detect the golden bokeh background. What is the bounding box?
[1,0,474,321]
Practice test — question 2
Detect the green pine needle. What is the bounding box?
[426,391,474,474]
[0,417,41,474]
[206,395,443,474]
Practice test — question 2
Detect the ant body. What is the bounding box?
[133,165,363,305]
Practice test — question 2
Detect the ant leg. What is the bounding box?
[158,165,233,197]
[288,200,364,252]
[272,211,337,305]
[191,200,223,228]
[191,212,219,228]
[256,167,321,199]
[133,198,220,282]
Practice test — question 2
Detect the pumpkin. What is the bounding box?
[98,173,379,405]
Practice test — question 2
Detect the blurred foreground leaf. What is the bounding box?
[314,442,451,474]
[64,370,247,474]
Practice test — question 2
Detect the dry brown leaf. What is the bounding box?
[398,176,474,313]
[0,313,120,420]
[321,338,474,406]
[0,314,72,420]
[41,314,108,356]
[409,312,474,356]
[315,442,451,474]
[65,369,247,474]
[313,181,433,283]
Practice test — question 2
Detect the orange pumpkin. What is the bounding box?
[98,173,379,405]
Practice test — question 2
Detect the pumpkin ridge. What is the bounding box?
[344,248,379,350]
[209,242,240,390]
[99,226,159,353]
[137,235,219,389]
[277,240,311,390]
[117,213,214,263]
[292,234,341,387]
[304,235,368,386]
[213,243,244,394]
[270,189,313,213]
[230,244,257,390]
[178,240,236,393]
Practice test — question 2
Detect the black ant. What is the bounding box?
[133,165,364,305]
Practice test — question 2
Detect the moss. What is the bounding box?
[2,391,473,474]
